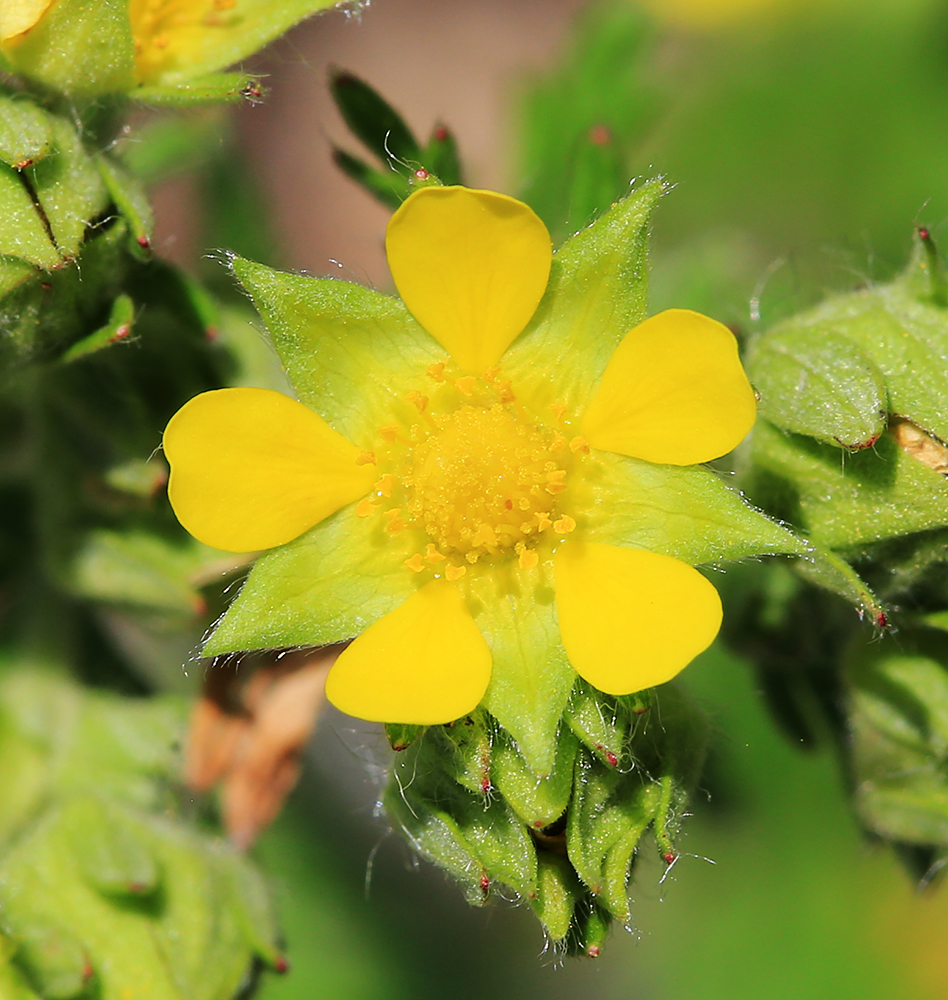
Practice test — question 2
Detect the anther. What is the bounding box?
[551,433,568,451]
[455,376,476,396]
[404,554,426,573]
[548,402,567,421]
[355,497,377,518]
[483,365,501,382]
[535,512,552,530]
[445,563,467,581]
[519,548,539,570]
[498,381,515,403]
[406,391,428,413]
[425,543,446,564]
[374,473,395,497]
[355,450,377,466]
[427,362,446,382]
[379,424,400,442]
[569,436,590,454]
[465,551,480,564]
[553,515,576,533]
[383,509,405,533]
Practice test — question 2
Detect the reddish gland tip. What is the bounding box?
[876,611,889,629]
[533,820,545,828]
[587,946,601,958]
[415,168,429,180]
[480,873,490,894]
[128,881,145,893]
[205,327,219,342]
[596,745,619,767]
[434,126,449,141]
[137,234,151,248]
[663,852,677,865]
[588,124,612,146]
[919,228,931,241]
[108,325,131,344]
[82,961,94,982]
[480,776,491,794]
[14,158,33,169]
[274,956,290,974]
[392,742,410,751]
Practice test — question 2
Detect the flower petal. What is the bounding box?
[165,387,375,553]
[553,541,722,695]
[325,579,492,725]
[581,309,757,465]
[386,186,552,373]
[0,0,54,40]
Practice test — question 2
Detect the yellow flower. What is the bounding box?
[0,0,54,42]
[164,185,788,763]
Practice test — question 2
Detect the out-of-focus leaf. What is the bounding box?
[330,69,420,166]
[60,293,134,362]
[332,146,406,211]
[97,156,154,258]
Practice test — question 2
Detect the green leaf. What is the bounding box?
[60,293,134,362]
[203,504,416,656]
[332,146,406,211]
[329,69,421,166]
[0,96,53,169]
[27,116,108,261]
[231,256,443,442]
[501,179,667,415]
[0,164,60,269]
[422,124,463,186]
[0,255,37,302]
[581,450,807,564]
[96,156,154,258]
[565,680,636,768]
[432,711,493,795]
[70,530,209,616]
[2,0,135,95]
[746,325,888,449]
[131,73,266,106]
[751,418,948,550]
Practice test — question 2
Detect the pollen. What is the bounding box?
[405,403,570,561]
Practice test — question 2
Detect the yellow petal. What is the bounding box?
[581,309,757,465]
[385,186,552,374]
[553,541,722,695]
[0,0,54,41]
[164,388,375,553]
[325,579,492,724]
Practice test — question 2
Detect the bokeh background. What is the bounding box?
[143,0,948,995]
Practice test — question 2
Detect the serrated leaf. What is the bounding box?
[27,116,108,261]
[230,256,443,443]
[501,179,667,415]
[0,95,52,169]
[581,450,807,564]
[751,418,948,550]
[330,70,420,166]
[746,324,887,449]
[0,163,60,269]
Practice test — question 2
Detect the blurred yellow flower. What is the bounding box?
[0,0,54,41]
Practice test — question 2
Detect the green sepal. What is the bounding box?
[203,505,415,656]
[848,627,948,848]
[432,711,494,795]
[131,73,266,107]
[0,163,60,269]
[329,69,421,165]
[750,418,948,551]
[385,735,538,903]
[492,725,577,830]
[565,680,636,768]
[1,0,135,95]
[0,95,53,170]
[529,854,584,943]
[60,293,134,362]
[793,544,886,625]
[0,255,38,302]
[501,178,667,414]
[230,256,443,442]
[96,157,154,259]
[3,910,90,1000]
[566,900,613,958]
[384,722,424,752]
[470,568,576,778]
[581,450,808,565]
[26,115,109,262]
[331,146,406,211]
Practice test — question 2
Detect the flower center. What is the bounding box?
[408,404,564,557]
[357,366,585,579]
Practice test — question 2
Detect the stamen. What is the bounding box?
[455,376,477,396]
[425,543,446,564]
[445,563,467,581]
[535,512,552,530]
[374,474,395,497]
[355,450,377,466]
[519,548,539,570]
[548,402,567,422]
[553,515,576,533]
[569,436,590,454]
[406,391,428,413]
[427,362,447,382]
[355,497,378,518]
[379,424,401,442]
[404,554,426,573]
